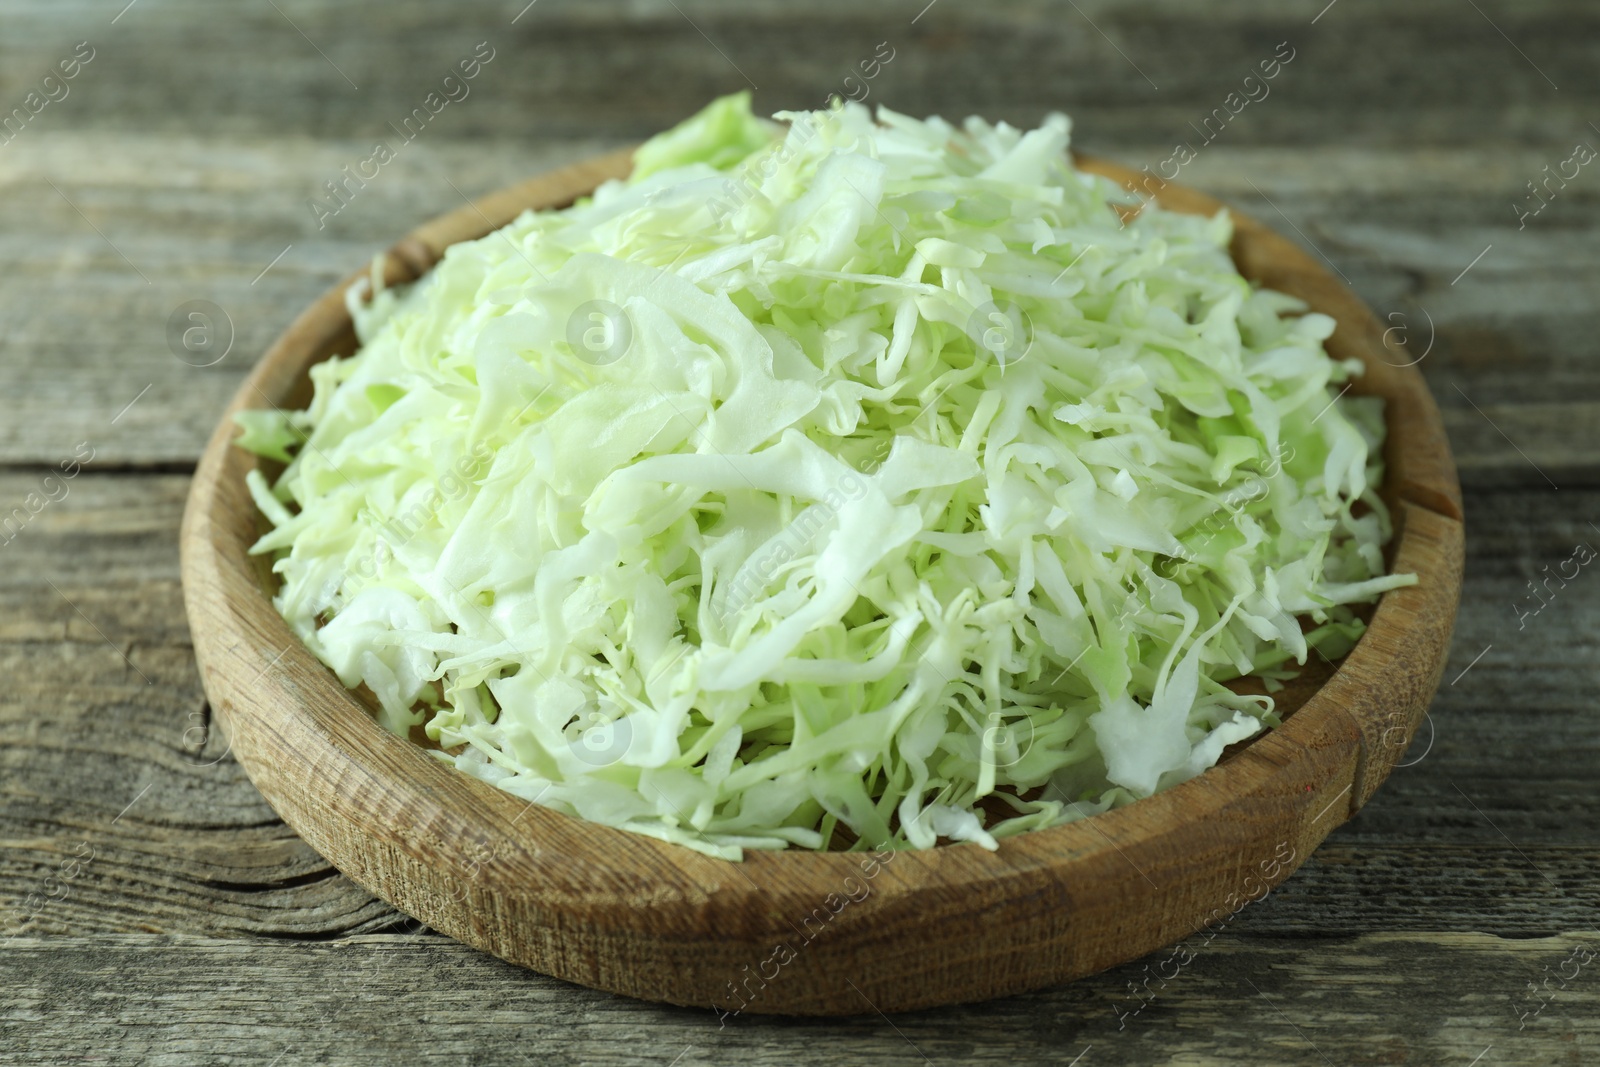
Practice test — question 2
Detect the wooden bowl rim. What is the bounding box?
[180,147,1464,1014]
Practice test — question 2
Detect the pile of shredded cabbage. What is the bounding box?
[239,93,1414,859]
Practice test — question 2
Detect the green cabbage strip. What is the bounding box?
[239,92,1415,860]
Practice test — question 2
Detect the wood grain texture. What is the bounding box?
[7,931,1598,1066]
[177,148,1462,1013]
[2,0,1593,1057]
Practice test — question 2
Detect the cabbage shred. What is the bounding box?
[240,93,1415,859]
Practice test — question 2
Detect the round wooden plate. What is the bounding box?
[180,148,1464,1016]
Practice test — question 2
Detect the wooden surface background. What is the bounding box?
[0,0,1594,1063]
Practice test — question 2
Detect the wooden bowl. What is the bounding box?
[180,149,1464,1016]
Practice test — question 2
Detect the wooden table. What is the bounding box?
[2,1,1594,1063]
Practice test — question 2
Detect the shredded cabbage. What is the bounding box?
[239,92,1415,859]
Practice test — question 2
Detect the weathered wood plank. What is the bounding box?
[2,0,1595,142]
[0,471,390,938]
[3,931,1594,1065]
[0,138,1594,483]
